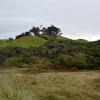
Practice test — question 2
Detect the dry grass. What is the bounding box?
[0,69,100,100]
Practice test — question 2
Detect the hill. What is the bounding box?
[0,35,90,49]
[57,36,71,41]
[76,39,89,43]
[0,35,100,70]
[0,36,47,48]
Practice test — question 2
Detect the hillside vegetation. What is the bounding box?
[0,25,100,71]
[0,36,47,48]
[0,35,100,71]
[0,36,71,48]
[76,39,89,43]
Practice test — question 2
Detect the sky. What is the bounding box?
[0,0,100,41]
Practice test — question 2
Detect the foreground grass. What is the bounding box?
[0,84,24,100]
[0,69,100,100]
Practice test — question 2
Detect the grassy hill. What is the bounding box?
[0,36,47,48]
[0,35,100,69]
[76,39,89,43]
[0,36,89,49]
[57,36,71,41]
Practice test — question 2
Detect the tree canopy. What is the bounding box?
[16,25,62,40]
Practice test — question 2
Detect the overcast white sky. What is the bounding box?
[0,0,100,41]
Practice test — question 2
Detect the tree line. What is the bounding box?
[16,25,62,40]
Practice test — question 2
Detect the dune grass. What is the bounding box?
[0,69,100,100]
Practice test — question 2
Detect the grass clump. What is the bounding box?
[0,84,23,100]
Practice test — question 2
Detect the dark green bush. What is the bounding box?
[0,56,6,66]
[20,54,36,64]
[57,53,87,69]
[57,54,74,67]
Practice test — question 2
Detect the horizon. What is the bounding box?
[0,0,100,41]
[0,32,99,42]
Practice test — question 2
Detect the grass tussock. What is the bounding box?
[0,84,23,100]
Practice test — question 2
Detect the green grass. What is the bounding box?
[0,69,100,100]
[0,35,71,48]
[0,36,47,48]
[57,36,71,41]
[76,39,89,43]
[57,36,89,43]
[0,36,89,48]
[0,84,23,100]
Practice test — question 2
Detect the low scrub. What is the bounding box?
[56,53,87,69]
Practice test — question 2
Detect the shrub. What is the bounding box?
[57,53,87,69]
[8,37,13,42]
[20,54,36,64]
[57,54,74,67]
[0,56,6,66]
[5,56,24,67]
[73,53,87,69]
[15,32,31,39]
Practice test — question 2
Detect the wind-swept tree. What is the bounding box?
[29,25,61,38]
[46,25,61,37]
[40,25,62,39]
[29,26,40,36]
[15,25,62,40]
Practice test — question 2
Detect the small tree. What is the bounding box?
[15,25,62,40]
[29,26,40,36]
[8,37,13,42]
[41,25,61,38]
